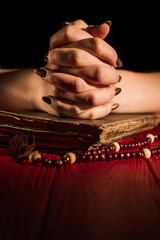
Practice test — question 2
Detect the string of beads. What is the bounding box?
[20,133,160,167]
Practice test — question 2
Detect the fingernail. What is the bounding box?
[112,103,120,111]
[61,22,74,27]
[115,88,122,96]
[42,96,51,105]
[105,20,112,27]
[118,75,122,83]
[44,53,48,62]
[116,58,123,68]
[34,68,46,78]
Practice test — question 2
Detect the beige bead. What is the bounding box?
[112,142,120,152]
[146,134,154,143]
[29,150,41,163]
[142,148,151,159]
[64,152,76,164]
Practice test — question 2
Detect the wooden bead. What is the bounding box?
[112,142,120,152]
[146,134,154,143]
[64,152,76,164]
[142,148,151,159]
[29,150,41,163]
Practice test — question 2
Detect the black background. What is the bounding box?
[0,1,159,71]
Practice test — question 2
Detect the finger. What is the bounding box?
[43,69,97,93]
[55,86,116,106]
[85,22,111,39]
[38,64,120,87]
[61,38,118,67]
[44,96,114,119]
[50,26,92,49]
[48,48,104,67]
[72,19,88,28]
[53,64,120,85]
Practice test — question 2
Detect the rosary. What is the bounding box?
[9,133,160,167]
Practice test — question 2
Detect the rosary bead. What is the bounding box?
[131,143,135,149]
[92,149,97,155]
[78,153,86,162]
[137,141,142,148]
[99,153,106,161]
[119,153,125,159]
[93,154,99,161]
[64,152,76,164]
[54,158,63,167]
[113,154,118,160]
[41,157,48,165]
[100,147,106,153]
[108,154,113,160]
[112,142,120,152]
[126,152,131,159]
[29,150,41,164]
[119,143,124,150]
[131,152,136,158]
[97,149,102,154]
[87,154,93,162]
[146,134,154,143]
[142,148,151,159]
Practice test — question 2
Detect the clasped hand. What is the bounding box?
[36,19,122,119]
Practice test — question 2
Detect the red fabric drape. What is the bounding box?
[1,128,160,240]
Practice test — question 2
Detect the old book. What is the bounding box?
[0,110,160,153]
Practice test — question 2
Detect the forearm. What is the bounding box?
[114,70,160,114]
[0,69,45,111]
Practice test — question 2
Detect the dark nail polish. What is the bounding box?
[105,20,112,27]
[44,53,48,62]
[42,96,51,105]
[116,58,123,68]
[112,103,120,111]
[61,22,74,27]
[115,88,122,96]
[34,68,46,78]
[118,75,122,82]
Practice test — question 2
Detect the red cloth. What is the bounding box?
[1,129,160,240]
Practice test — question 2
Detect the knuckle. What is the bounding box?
[90,37,102,54]
[87,110,97,120]
[74,77,85,92]
[70,49,81,66]
[63,25,74,42]
[70,105,80,115]
[94,65,103,82]
[86,92,97,106]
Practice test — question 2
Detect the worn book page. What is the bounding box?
[0,110,160,151]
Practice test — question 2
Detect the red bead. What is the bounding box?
[131,152,136,158]
[137,141,142,148]
[108,154,113,160]
[101,147,106,153]
[97,149,102,154]
[113,154,118,160]
[131,143,135,149]
[126,152,131,159]
[99,154,106,161]
[92,149,97,155]
[109,145,114,151]
[120,143,124,150]
[124,144,128,150]
[119,153,125,159]
[93,154,99,161]
[79,154,86,162]
[87,155,93,162]
[128,143,132,149]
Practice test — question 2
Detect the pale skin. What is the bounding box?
[0,19,160,119]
